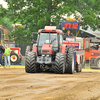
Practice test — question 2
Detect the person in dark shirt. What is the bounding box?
[66,30,74,37]
[0,43,5,66]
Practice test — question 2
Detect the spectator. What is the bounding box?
[66,30,74,37]
[0,43,5,66]
[4,45,11,67]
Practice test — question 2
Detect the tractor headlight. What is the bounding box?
[46,55,49,57]
[42,55,45,57]
[91,53,94,55]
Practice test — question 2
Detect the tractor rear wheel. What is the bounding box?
[67,47,75,74]
[55,53,66,74]
[25,52,41,73]
[25,46,32,56]
[10,53,20,64]
[76,64,82,72]
[94,57,100,68]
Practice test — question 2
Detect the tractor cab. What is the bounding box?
[37,26,63,56]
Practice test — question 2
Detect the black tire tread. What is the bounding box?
[65,47,68,73]
[25,52,41,73]
[25,52,36,73]
[55,53,65,74]
[67,47,74,74]
[25,46,32,56]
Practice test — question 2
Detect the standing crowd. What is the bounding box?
[0,43,11,67]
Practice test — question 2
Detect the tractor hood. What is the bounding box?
[41,44,53,55]
[91,49,100,55]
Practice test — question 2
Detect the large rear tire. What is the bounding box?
[55,53,66,74]
[25,46,32,56]
[94,57,100,69]
[25,52,41,73]
[67,47,75,74]
[25,52,36,73]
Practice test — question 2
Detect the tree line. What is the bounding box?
[0,0,100,43]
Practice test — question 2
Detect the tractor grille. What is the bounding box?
[42,50,49,53]
[93,53,100,55]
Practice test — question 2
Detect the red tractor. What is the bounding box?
[83,38,100,69]
[0,25,22,65]
[25,26,84,74]
[10,47,22,65]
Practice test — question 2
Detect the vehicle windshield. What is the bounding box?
[38,33,58,47]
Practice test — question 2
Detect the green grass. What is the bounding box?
[82,68,100,71]
[0,65,25,68]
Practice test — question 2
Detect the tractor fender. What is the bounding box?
[33,44,37,56]
[60,44,67,53]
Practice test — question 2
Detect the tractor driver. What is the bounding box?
[66,30,74,37]
[51,35,58,47]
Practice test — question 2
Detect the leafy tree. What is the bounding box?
[5,0,100,43]
[0,4,13,32]
[0,4,7,18]
[0,17,13,32]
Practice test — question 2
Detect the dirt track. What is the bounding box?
[0,68,100,100]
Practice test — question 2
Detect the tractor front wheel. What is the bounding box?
[25,52,41,73]
[55,53,66,74]
[25,46,32,56]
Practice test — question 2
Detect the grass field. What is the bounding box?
[82,68,100,72]
[0,65,25,68]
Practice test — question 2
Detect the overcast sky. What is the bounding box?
[0,0,8,8]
